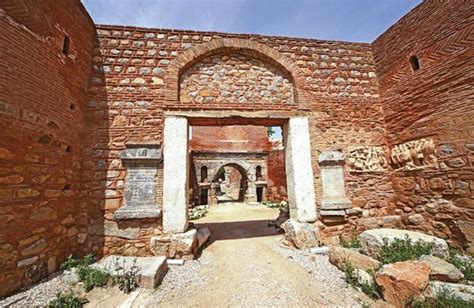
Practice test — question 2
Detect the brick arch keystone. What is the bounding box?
[164,38,310,106]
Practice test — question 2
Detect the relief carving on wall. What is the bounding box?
[347,146,387,172]
[390,138,438,170]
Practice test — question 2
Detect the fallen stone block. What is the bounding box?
[150,229,199,260]
[419,255,464,282]
[169,229,198,260]
[360,228,449,259]
[423,280,474,303]
[329,246,382,272]
[167,259,184,266]
[281,219,319,249]
[375,260,430,307]
[309,246,330,255]
[197,227,211,248]
[95,255,168,288]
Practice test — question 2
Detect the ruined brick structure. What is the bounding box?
[0,0,472,297]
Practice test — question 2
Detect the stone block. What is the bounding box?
[375,260,430,307]
[95,255,168,288]
[197,227,211,248]
[329,246,381,272]
[360,228,449,259]
[419,255,464,282]
[281,219,319,249]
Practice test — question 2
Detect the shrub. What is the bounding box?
[412,287,473,308]
[48,291,88,308]
[378,235,433,264]
[60,255,80,271]
[112,258,139,293]
[447,248,474,281]
[343,260,382,300]
[81,268,110,292]
[339,235,361,249]
[75,254,110,292]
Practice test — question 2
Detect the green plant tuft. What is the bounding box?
[343,260,382,300]
[48,291,88,308]
[412,286,474,308]
[60,255,80,271]
[112,258,139,293]
[74,254,110,292]
[339,235,362,249]
[447,248,474,282]
[378,235,433,264]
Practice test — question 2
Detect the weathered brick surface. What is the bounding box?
[0,0,472,298]
[0,0,96,296]
[372,1,474,251]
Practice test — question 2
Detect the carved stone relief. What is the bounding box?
[347,146,387,172]
[390,138,438,171]
[115,142,162,219]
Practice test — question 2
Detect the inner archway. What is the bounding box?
[213,163,248,203]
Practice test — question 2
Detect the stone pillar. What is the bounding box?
[245,165,258,204]
[318,151,352,212]
[283,117,317,222]
[163,116,189,233]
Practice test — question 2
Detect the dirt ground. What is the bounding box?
[132,203,375,307]
[0,203,376,307]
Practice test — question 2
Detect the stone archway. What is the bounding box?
[163,38,312,108]
[162,38,317,234]
[211,162,249,204]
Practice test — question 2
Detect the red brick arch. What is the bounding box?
[164,38,310,106]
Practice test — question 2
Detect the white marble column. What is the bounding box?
[283,117,317,222]
[163,116,189,233]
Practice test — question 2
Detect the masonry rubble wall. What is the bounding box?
[0,0,473,298]
[372,0,474,253]
[0,0,96,297]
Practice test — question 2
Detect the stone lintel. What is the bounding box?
[320,210,347,217]
[121,143,162,160]
[321,199,353,210]
[318,150,345,166]
[114,207,162,220]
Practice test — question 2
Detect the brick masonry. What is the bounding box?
[0,0,472,297]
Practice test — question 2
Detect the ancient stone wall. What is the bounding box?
[92,25,389,247]
[0,0,96,297]
[372,1,474,251]
[190,126,273,152]
[180,53,294,105]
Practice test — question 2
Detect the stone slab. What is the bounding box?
[114,208,161,220]
[360,228,449,259]
[329,246,382,272]
[95,255,168,289]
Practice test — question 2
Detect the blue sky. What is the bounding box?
[82,0,421,43]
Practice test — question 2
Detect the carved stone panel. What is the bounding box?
[390,138,438,171]
[115,143,162,220]
[347,146,387,172]
[318,150,352,210]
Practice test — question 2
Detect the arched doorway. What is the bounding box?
[212,163,248,203]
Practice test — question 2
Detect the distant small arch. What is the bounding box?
[409,55,420,71]
[200,166,208,182]
[256,165,262,180]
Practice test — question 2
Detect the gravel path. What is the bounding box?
[1,204,374,307]
[0,271,79,307]
[133,204,374,307]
